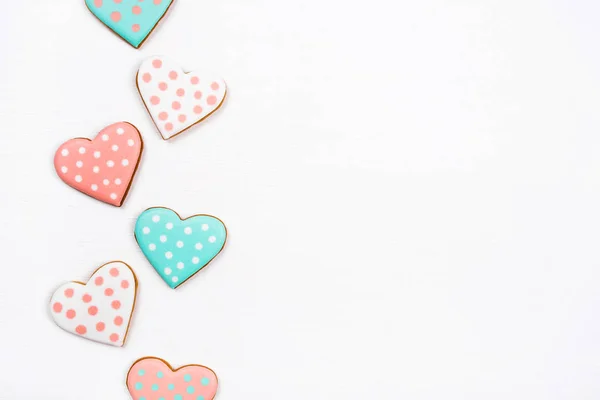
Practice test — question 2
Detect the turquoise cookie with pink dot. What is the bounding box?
[85,0,174,48]
[134,207,227,288]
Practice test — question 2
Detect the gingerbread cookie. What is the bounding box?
[134,207,227,288]
[49,261,138,347]
[127,357,218,400]
[137,56,227,140]
[85,0,174,48]
[54,122,143,207]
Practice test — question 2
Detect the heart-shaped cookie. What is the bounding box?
[49,261,138,347]
[54,122,143,207]
[137,56,227,140]
[85,0,174,48]
[134,207,227,288]
[127,357,218,400]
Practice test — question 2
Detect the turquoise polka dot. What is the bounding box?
[184,374,192,382]
[138,369,145,376]
[197,396,205,400]
[187,386,195,394]
[152,384,159,391]
[201,377,210,386]
[168,383,175,390]
[157,371,164,378]
[174,395,183,400]
[135,382,143,390]
[140,398,146,400]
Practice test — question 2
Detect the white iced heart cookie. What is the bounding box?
[49,261,138,347]
[137,56,227,140]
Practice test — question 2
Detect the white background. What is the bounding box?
[1,1,600,399]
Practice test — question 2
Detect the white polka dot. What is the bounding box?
[75,175,82,183]
[176,241,184,248]
[115,178,122,185]
[148,243,156,251]
[192,257,199,264]
[102,134,109,141]
[60,166,68,174]
[166,222,173,230]
[116,128,125,135]
[184,227,192,235]
[103,179,109,185]
[172,277,179,283]
[165,251,173,259]
[202,224,209,231]
[110,193,117,200]
[112,144,119,152]
[93,166,100,173]
[107,160,115,167]
[160,235,167,243]
[78,147,86,154]
[127,139,134,146]
[61,149,69,156]
[177,262,184,269]
[142,227,150,234]
[76,161,83,168]
[94,151,101,159]
[122,159,129,166]
[208,236,216,243]
[152,215,160,223]
[164,267,172,275]
[91,184,98,191]
[195,243,203,250]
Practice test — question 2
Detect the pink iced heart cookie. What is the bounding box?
[127,357,219,400]
[49,261,138,347]
[54,122,143,206]
[137,56,227,140]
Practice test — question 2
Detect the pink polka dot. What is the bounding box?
[159,112,168,121]
[105,288,114,296]
[114,0,122,3]
[94,0,102,7]
[110,268,119,277]
[169,71,178,80]
[194,91,202,99]
[95,276,104,286]
[194,105,203,114]
[178,114,187,123]
[121,280,129,289]
[132,5,142,14]
[207,95,218,105]
[111,300,121,310]
[159,82,168,91]
[76,325,87,335]
[64,288,74,298]
[88,306,98,316]
[142,73,152,83]
[152,59,163,68]
[211,82,220,90]
[110,11,121,22]
[53,302,62,313]
[82,294,92,303]
[66,309,76,319]
[176,88,185,97]
[96,322,105,332]
[110,333,119,342]
[150,96,160,105]
[114,316,124,326]
[165,123,173,131]
[191,76,199,84]
[132,24,140,32]
[172,101,181,110]
[154,0,162,4]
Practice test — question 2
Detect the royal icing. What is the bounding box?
[137,56,227,140]
[134,207,227,288]
[85,0,174,48]
[54,122,143,207]
[127,357,218,400]
[49,261,138,347]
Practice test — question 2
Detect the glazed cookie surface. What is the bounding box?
[127,357,218,400]
[49,261,138,347]
[85,0,174,48]
[135,207,227,288]
[137,56,227,140]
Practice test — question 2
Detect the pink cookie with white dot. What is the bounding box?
[137,56,227,140]
[49,261,138,347]
[54,122,143,206]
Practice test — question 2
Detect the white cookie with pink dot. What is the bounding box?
[137,56,227,140]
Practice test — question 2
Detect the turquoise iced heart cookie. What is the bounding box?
[135,207,227,288]
[85,0,174,48]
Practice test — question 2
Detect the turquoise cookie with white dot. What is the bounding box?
[135,207,227,289]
